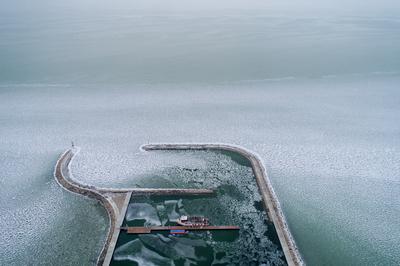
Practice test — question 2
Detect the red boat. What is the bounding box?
[177,215,209,227]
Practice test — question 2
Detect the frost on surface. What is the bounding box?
[113,239,174,266]
[1,76,400,265]
[126,203,162,226]
[112,150,286,265]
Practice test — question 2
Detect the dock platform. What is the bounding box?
[121,225,240,234]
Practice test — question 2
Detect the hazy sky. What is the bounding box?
[1,0,400,17]
[1,0,399,84]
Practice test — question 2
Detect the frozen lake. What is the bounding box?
[1,1,400,265]
[111,150,286,265]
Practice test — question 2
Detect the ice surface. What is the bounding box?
[120,181,286,265]
[139,234,205,260]
[1,76,400,265]
[113,239,173,265]
[125,203,161,225]
[1,2,400,264]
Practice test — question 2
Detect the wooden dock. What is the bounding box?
[120,225,240,234]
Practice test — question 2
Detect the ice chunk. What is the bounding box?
[126,203,161,225]
[164,200,181,222]
[139,234,210,261]
[113,239,173,265]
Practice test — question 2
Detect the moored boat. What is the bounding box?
[177,215,209,227]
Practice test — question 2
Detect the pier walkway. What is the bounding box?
[54,147,214,266]
[55,143,303,266]
[121,225,240,234]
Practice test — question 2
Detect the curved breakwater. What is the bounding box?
[142,143,304,266]
[54,147,214,265]
[54,148,124,265]
[55,143,303,265]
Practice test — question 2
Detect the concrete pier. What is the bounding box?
[54,148,215,266]
[142,143,304,266]
[55,143,303,266]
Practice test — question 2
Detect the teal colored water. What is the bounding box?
[111,150,285,265]
[1,1,400,85]
[112,195,284,265]
[1,0,400,265]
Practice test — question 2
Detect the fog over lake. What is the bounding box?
[0,0,399,265]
